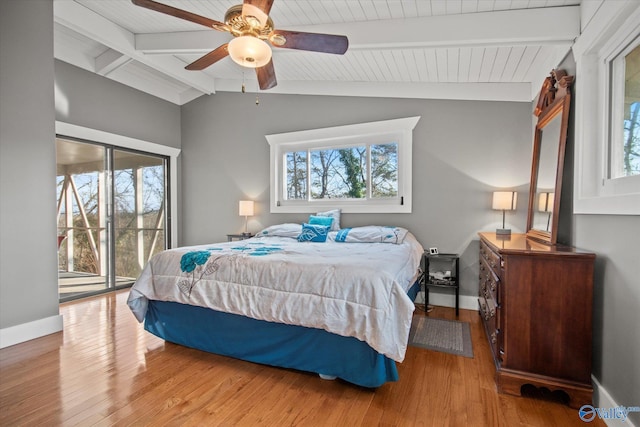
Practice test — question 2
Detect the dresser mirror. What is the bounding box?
[526,70,573,244]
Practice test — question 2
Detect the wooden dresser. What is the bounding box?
[478,232,595,408]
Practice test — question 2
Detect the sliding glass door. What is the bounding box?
[56,140,107,300]
[113,149,167,284]
[56,138,169,301]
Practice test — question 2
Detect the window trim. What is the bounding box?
[265,116,420,213]
[572,1,640,215]
[55,121,181,245]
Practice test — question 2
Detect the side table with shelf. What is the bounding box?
[421,252,460,316]
[227,233,254,242]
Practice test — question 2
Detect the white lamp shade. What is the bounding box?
[228,36,272,68]
[239,200,254,217]
[537,192,555,212]
[492,191,517,210]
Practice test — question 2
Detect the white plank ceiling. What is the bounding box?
[53,0,581,105]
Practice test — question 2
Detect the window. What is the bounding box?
[610,39,640,179]
[286,143,398,200]
[572,1,640,214]
[266,117,420,213]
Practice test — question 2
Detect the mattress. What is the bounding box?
[128,226,423,362]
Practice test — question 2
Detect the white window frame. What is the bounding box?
[609,37,640,182]
[572,1,640,215]
[55,121,181,245]
[265,116,420,213]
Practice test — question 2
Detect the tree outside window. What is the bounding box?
[267,116,418,213]
[622,43,640,177]
[285,143,398,201]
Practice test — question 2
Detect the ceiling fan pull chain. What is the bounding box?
[250,78,259,106]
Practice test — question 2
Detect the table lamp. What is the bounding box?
[538,192,554,231]
[239,200,254,236]
[492,191,517,235]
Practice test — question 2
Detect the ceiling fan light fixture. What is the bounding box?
[228,36,272,68]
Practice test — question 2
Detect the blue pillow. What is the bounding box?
[297,223,330,242]
[308,215,334,228]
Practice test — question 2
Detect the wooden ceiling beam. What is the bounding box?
[133,6,579,55]
[54,0,217,95]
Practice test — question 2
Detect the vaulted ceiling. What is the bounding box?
[53,0,581,105]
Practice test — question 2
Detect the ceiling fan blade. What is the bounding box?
[256,59,277,90]
[243,0,275,16]
[185,44,229,70]
[131,0,227,31]
[270,30,348,55]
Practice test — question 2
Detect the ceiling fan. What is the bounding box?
[131,0,349,90]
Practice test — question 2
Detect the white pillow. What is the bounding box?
[315,209,341,231]
[255,223,302,239]
[334,226,408,244]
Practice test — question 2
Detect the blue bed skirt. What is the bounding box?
[144,280,420,388]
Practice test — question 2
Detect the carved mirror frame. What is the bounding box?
[526,69,574,245]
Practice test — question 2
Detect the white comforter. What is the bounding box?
[127,233,423,362]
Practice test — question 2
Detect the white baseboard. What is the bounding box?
[0,314,63,349]
[592,375,638,426]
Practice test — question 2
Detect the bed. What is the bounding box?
[127,222,423,388]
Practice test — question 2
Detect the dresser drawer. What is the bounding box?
[480,239,501,273]
[479,295,499,356]
[479,293,497,323]
[480,255,500,304]
[479,237,503,362]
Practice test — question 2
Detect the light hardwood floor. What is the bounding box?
[0,290,602,426]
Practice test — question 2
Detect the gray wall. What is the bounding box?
[0,4,181,336]
[0,0,58,329]
[54,60,181,149]
[54,60,183,248]
[575,216,640,421]
[181,92,533,298]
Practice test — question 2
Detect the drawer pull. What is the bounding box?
[482,306,495,321]
[479,299,492,321]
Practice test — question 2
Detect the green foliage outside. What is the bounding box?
[285,143,398,200]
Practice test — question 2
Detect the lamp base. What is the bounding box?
[241,231,252,237]
[496,228,511,235]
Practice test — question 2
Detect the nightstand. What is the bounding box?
[227,233,254,242]
[421,252,460,316]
